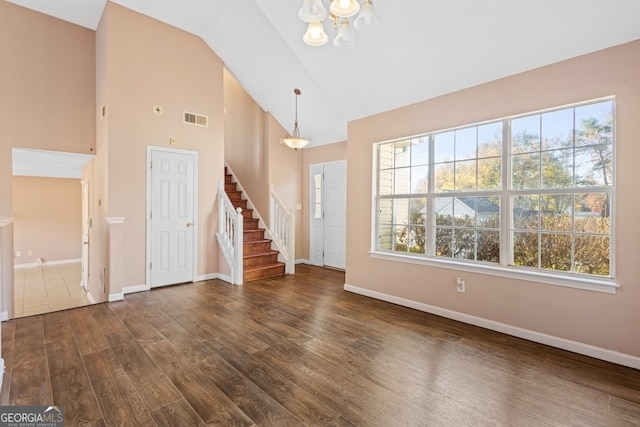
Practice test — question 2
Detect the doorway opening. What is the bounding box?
[11,148,94,317]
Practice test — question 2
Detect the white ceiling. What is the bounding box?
[8,0,640,148]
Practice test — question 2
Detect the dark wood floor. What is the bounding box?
[1,265,639,426]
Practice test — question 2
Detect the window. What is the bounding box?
[374,98,614,285]
[313,173,322,219]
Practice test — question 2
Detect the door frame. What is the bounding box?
[145,145,198,289]
[81,178,90,291]
[309,160,347,268]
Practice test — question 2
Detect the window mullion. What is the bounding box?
[501,118,511,267]
[426,134,435,256]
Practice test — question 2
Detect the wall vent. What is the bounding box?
[183,111,208,127]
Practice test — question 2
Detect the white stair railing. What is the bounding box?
[216,180,243,285]
[269,185,295,274]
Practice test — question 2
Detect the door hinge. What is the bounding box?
[150,262,152,269]
[150,212,153,219]
[150,161,152,169]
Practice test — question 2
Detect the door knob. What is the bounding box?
[186,222,193,227]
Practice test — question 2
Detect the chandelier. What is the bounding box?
[299,0,379,48]
[281,89,310,150]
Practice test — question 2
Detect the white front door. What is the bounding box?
[81,179,90,291]
[148,148,196,287]
[309,161,347,269]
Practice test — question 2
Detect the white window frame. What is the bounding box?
[371,97,618,294]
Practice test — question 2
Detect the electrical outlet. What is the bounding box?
[456,276,465,293]
[28,250,33,256]
[15,251,21,257]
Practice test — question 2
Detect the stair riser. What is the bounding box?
[225,182,237,192]
[241,210,254,219]
[244,219,259,230]
[244,241,272,254]
[226,191,242,201]
[243,230,265,242]
[244,253,278,268]
[244,264,286,282]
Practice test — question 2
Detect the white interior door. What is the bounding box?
[149,148,196,287]
[309,161,347,269]
[323,162,346,269]
[81,179,90,291]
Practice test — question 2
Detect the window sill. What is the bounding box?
[369,250,619,294]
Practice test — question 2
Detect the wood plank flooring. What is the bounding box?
[1,265,639,426]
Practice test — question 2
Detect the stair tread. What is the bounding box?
[242,228,266,234]
[244,250,278,258]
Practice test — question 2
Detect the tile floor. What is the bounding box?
[14,262,93,318]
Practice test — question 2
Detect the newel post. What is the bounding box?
[287,209,296,274]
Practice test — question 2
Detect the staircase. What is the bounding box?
[224,169,286,281]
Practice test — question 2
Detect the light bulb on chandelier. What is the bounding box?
[298,0,379,48]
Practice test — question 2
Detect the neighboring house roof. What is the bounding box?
[435,196,499,217]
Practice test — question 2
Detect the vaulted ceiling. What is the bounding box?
[8,0,640,147]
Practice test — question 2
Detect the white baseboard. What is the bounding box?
[0,311,8,322]
[295,258,309,265]
[108,292,124,302]
[195,273,219,282]
[15,258,81,269]
[344,283,640,370]
[216,274,233,284]
[123,284,148,295]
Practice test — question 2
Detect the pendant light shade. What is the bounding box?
[298,0,327,22]
[333,19,357,48]
[303,21,328,46]
[353,0,379,31]
[281,89,310,150]
[330,0,360,18]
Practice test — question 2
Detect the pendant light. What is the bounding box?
[280,89,310,150]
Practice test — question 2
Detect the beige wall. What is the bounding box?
[223,69,270,217]
[301,141,347,260]
[0,0,96,216]
[12,176,82,265]
[95,2,225,297]
[347,40,640,361]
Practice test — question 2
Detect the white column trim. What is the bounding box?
[105,217,126,225]
[0,217,14,227]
